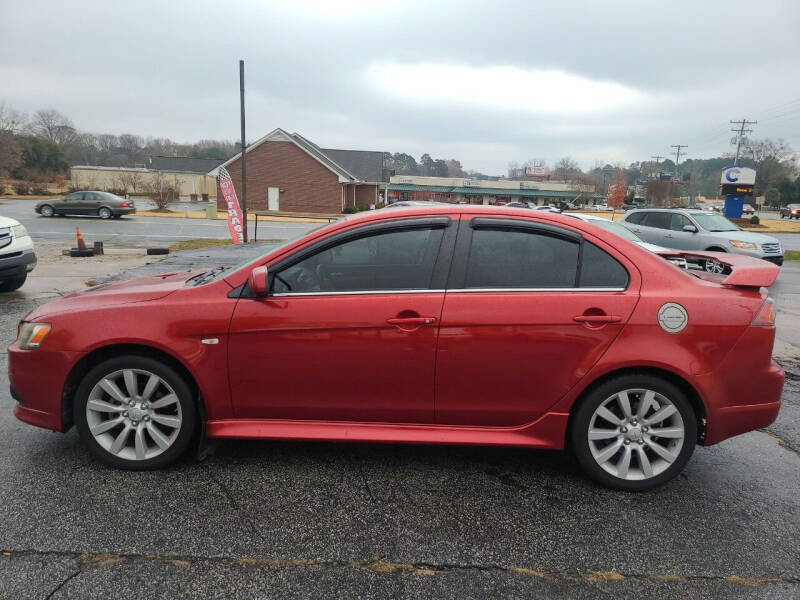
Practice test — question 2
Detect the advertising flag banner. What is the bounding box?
[218,166,245,244]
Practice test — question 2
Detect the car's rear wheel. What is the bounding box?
[0,276,26,292]
[40,204,55,217]
[570,375,697,491]
[74,355,196,470]
[98,207,112,219]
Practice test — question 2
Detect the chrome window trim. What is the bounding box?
[451,287,626,293]
[272,289,446,297]
[271,287,625,297]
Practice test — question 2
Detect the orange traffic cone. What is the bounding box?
[76,228,87,251]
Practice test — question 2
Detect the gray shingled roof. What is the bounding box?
[321,148,387,183]
[149,156,226,173]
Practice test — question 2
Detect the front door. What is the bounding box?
[227,217,456,423]
[268,187,279,211]
[435,217,640,426]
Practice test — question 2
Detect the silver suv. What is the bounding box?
[620,209,784,266]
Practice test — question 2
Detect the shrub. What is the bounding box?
[31,183,47,195]
[342,206,360,214]
[749,215,760,225]
[13,181,30,195]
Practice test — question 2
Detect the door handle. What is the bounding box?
[573,315,622,324]
[387,317,437,326]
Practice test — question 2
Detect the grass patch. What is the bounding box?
[784,250,800,261]
[169,239,234,252]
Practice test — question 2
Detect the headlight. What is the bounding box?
[730,240,757,250]
[12,224,28,239]
[17,322,51,350]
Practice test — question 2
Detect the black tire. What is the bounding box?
[112,214,122,219]
[69,248,95,257]
[40,204,55,217]
[98,207,112,219]
[146,247,169,255]
[73,355,197,470]
[570,374,697,491]
[0,276,26,292]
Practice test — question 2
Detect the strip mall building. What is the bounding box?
[388,175,603,206]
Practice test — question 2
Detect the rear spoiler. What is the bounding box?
[654,250,779,288]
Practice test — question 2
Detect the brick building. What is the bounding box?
[213,128,387,214]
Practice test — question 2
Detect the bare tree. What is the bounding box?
[30,109,78,145]
[0,102,27,133]
[554,157,580,183]
[114,171,144,194]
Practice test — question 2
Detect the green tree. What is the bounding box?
[764,186,780,208]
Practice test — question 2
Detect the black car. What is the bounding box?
[35,191,136,219]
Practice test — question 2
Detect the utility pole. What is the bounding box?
[730,119,756,166]
[650,155,665,179]
[239,59,248,243]
[670,145,687,178]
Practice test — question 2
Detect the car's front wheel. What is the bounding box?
[74,355,197,469]
[570,375,697,491]
[40,204,55,217]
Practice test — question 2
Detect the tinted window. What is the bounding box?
[642,212,671,229]
[580,242,629,288]
[465,229,579,288]
[85,192,102,202]
[273,226,444,293]
[669,213,692,231]
[65,193,83,201]
[625,212,645,225]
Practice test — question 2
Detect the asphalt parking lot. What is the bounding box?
[0,246,798,599]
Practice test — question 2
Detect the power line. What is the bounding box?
[730,119,756,166]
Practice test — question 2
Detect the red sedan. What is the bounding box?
[9,206,783,490]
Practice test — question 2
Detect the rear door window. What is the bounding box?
[642,212,671,229]
[465,228,579,288]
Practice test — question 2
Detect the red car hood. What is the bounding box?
[25,271,200,320]
[655,250,780,288]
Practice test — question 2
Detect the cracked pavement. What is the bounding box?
[1,247,798,599]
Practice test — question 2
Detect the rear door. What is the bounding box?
[82,192,103,215]
[435,216,640,426]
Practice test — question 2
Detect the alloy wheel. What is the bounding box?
[85,368,182,461]
[41,205,54,217]
[587,388,685,481]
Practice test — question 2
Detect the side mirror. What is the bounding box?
[248,266,268,297]
[683,225,697,233]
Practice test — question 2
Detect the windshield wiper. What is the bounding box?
[189,266,227,286]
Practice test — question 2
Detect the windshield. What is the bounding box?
[586,219,643,243]
[692,213,739,232]
[187,220,339,285]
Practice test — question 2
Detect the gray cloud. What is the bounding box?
[3,0,799,173]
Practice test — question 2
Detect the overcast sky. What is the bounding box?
[3,0,800,174]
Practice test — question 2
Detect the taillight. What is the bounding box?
[751,298,775,326]
[119,201,131,208]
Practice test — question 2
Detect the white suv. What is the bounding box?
[0,216,36,292]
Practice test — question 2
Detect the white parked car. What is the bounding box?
[588,203,610,212]
[0,216,36,292]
